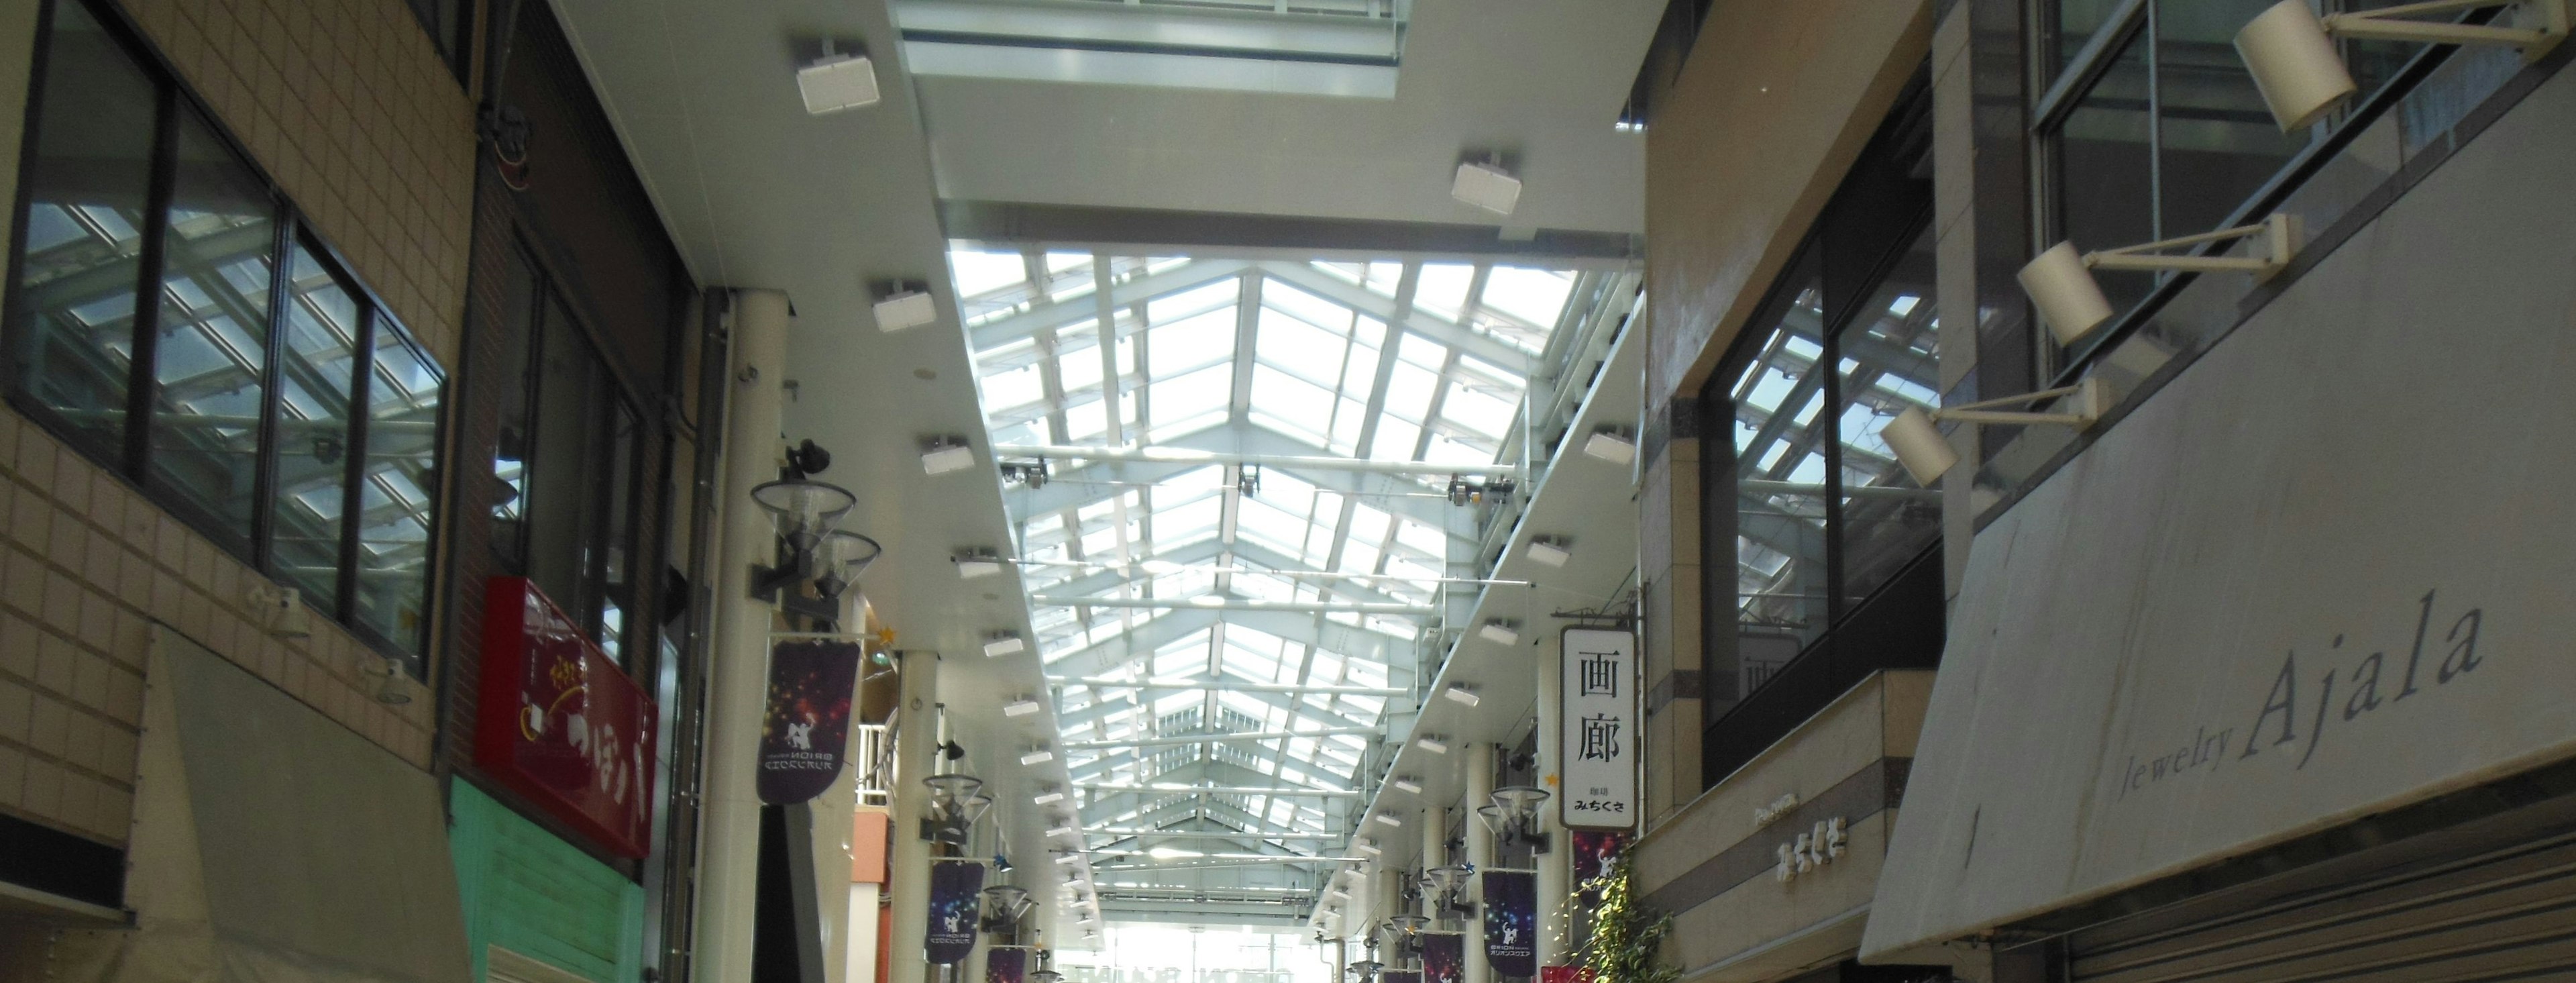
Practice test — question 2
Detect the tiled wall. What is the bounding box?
[0,0,470,847]
[0,407,441,847]
[111,0,475,368]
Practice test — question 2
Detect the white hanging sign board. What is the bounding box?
[1560,627,1639,829]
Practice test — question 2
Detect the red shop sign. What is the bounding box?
[475,577,657,858]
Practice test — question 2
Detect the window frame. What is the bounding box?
[0,0,449,668]
[2027,0,2489,384]
[484,236,653,671]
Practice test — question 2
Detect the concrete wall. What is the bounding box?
[1866,54,2576,958]
[1633,671,1930,981]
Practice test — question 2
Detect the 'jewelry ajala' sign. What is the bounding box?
[1561,627,1638,829]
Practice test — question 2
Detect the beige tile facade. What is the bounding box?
[113,0,476,369]
[0,406,440,847]
[0,0,470,847]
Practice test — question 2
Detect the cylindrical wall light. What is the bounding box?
[2018,241,2118,346]
[1882,407,1959,488]
[2237,1,2359,130]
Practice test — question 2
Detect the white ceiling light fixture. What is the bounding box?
[1047,822,1080,838]
[1354,838,1379,856]
[1390,776,1424,794]
[1020,746,1056,766]
[1004,696,1045,717]
[1451,159,1523,215]
[1525,537,1572,568]
[2020,213,2302,344]
[953,549,1007,580]
[2235,0,2567,132]
[983,631,1027,658]
[1477,621,1520,647]
[1373,811,1405,828]
[1415,735,1450,755]
[1580,427,1637,465]
[1441,684,1481,707]
[921,436,978,476]
[1880,378,2114,486]
[871,280,937,332]
[796,44,880,115]
[1053,850,1083,865]
[1034,788,1066,806]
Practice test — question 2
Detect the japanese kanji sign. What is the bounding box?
[1559,627,1637,829]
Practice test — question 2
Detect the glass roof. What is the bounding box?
[955,246,1587,873]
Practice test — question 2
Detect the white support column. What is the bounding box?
[692,289,788,983]
[1421,803,1446,913]
[888,650,940,983]
[1464,742,1494,983]
[1534,641,1568,970]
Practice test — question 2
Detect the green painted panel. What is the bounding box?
[449,781,648,983]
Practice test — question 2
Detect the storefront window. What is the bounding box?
[487,246,649,666]
[1,0,445,664]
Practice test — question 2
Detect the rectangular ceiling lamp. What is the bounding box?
[1034,790,1066,806]
[874,289,936,331]
[1582,431,1636,464]
[1525,539,1571,568]
[798,54,881,114]
[1020,748,1056,766]
[1452,162,1521,216]
[1005,698,1044,717]
[1477,623,1519,647]
[923,442,977,475]
[984,635,1026,658]
[957,556,1006,579]
[1391,776,1423,794]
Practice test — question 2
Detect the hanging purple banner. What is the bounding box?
[1569,830,1627,886]
[985,946,1028,983]
[1483,870,1537,978]
[925,859,985,964]
[757,639,863,804]
[1421,932,1464,983]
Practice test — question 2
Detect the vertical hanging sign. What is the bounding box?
[757,638,863,804]
[985,945,1028,983]
[1482,870,1538,978]
[1568,830,1628,886]
[1420,932,1465,983]
[1559,627,1638,829]
[925,859,986,965]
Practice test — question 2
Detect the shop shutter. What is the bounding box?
[2069,831,2576,982]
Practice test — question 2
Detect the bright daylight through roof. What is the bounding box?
[951,244,1635,926]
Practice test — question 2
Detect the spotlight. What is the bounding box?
[1525,537,1571,568]
[1354,839,1380,856]
[1451,160,1522,215]
[1440,684,1481,707]
[872,283,936,332]
[1034,788,1066,806]
[2020,214,2300,344]
[1477,621,1519,646]
[1879,378,2114,485]
[1391,776,1424,794]
[1580,427,1636,464]
[1415,735,1450,755]
[2236,0,2567,132]
[1373,812,1404,828]
[1005,696,1044,717]
[1054,851,1083,865]
[796,48,879,115]
[922,437,977,475]
[1048,823,1079,838]
[984,632,1027,658]
[1020,747,1056,766]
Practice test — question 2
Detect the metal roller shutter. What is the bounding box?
[2069,831,2576,982]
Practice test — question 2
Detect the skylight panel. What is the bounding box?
[949,248,1027,299]
[1424,431,1495,466]
[1481,266,1577,331]
[1381,361,1438,423]
[1147,278,1240,325]
[1253,308,1350,388]
[1248,364,1333,433]
[1263,279,1351,333]
[1147,364,1230,427]
[1440,383,1516,441]
[1415,262,1474,321]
